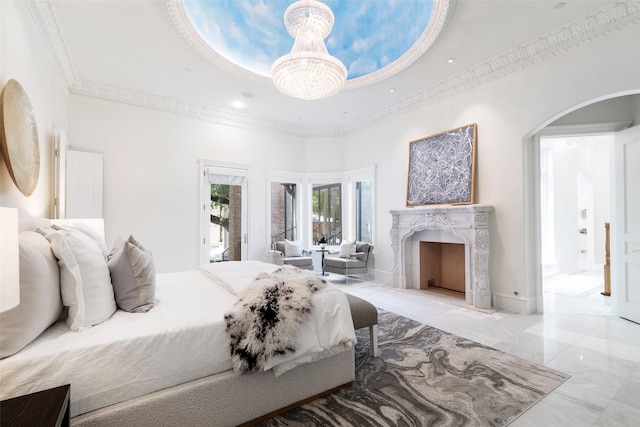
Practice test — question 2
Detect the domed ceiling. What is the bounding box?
[176,0,446,89]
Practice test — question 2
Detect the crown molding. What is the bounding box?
[26,0,76,88]
[69,80,312,137]
[30,0,640,138]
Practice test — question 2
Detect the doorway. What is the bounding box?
[539,134,613,314]
[200,162,248,264]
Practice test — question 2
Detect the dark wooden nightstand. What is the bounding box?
[0,384,70,427]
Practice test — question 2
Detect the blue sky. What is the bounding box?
[183,0,434,79]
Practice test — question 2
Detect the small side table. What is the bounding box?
[0,384,70,427]
[316,249,329,276]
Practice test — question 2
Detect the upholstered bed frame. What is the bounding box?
[73,348,354,426]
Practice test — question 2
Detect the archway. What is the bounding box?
[522,91,639,313]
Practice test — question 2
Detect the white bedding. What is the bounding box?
[0,262,356,418]
[198,260,280,296]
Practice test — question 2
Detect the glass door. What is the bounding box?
[200,162,248,264]
[312,183,342,245]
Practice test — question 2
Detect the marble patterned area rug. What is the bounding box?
[261,309,569,427]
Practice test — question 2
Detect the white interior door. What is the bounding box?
[613,124,640,323]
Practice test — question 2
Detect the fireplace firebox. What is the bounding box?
[420,241,466,296]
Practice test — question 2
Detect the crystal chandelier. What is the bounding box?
[271,0,347,100]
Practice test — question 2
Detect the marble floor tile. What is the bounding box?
[590,317,640,347]
[612,375,640,410]
[593,400,640,427]
[549,345,637,381]
[492,333,571,364]
[524,323,586,345]
[573,335,640,363]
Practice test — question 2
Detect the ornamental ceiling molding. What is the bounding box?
[163,0,266,88]
[69,80,309,136]
[30,0,640,138]
[164,0,455,91]
[26,0,76,88]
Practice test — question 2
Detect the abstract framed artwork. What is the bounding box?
[406,123,477,206]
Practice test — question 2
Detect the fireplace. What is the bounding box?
[420,241,466,296]
[390,205,493,309]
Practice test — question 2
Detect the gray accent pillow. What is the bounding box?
[0,231,63,358]
[107,235,156,313]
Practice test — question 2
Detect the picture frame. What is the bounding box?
[406,123,477,206]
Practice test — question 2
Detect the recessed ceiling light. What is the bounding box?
[389,88,396,93]
[554,2,566,9]
[447,57,456,63]
[230,100,246,109]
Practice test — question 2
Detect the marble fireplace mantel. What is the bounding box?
[390,204,494,309]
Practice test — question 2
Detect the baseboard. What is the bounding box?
[492,293,537,314]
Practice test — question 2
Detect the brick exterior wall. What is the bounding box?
[228,185,242,261]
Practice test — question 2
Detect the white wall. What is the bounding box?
[341,22,640,311]
[0,1,68,217]
[67,97,306,272]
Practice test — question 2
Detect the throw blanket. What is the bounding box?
[224,265,327,374]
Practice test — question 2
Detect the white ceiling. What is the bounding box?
[31,0,634,137]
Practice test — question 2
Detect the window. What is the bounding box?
[270,182,298,243]
[267,171,304,249]
[312,183,342,245]
[267,166,375,251]
[355,180,373,243]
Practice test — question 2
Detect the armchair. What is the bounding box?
[273,240,314,270]
[323,241,373,277]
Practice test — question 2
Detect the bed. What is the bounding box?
[0,218,356,426]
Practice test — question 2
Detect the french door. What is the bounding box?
[200,161,248,265]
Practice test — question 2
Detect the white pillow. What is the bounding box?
[284,239,303,257]
[0,231,63,358]
[108,235,156,313]
[338,240,356,258]
[46,228,117,331]
[52,223,108,257]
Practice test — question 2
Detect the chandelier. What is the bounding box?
[271,0,347,100]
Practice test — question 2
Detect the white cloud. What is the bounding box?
[227,22,249,47]
[352,37,373,53]
[348,56,378,76]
